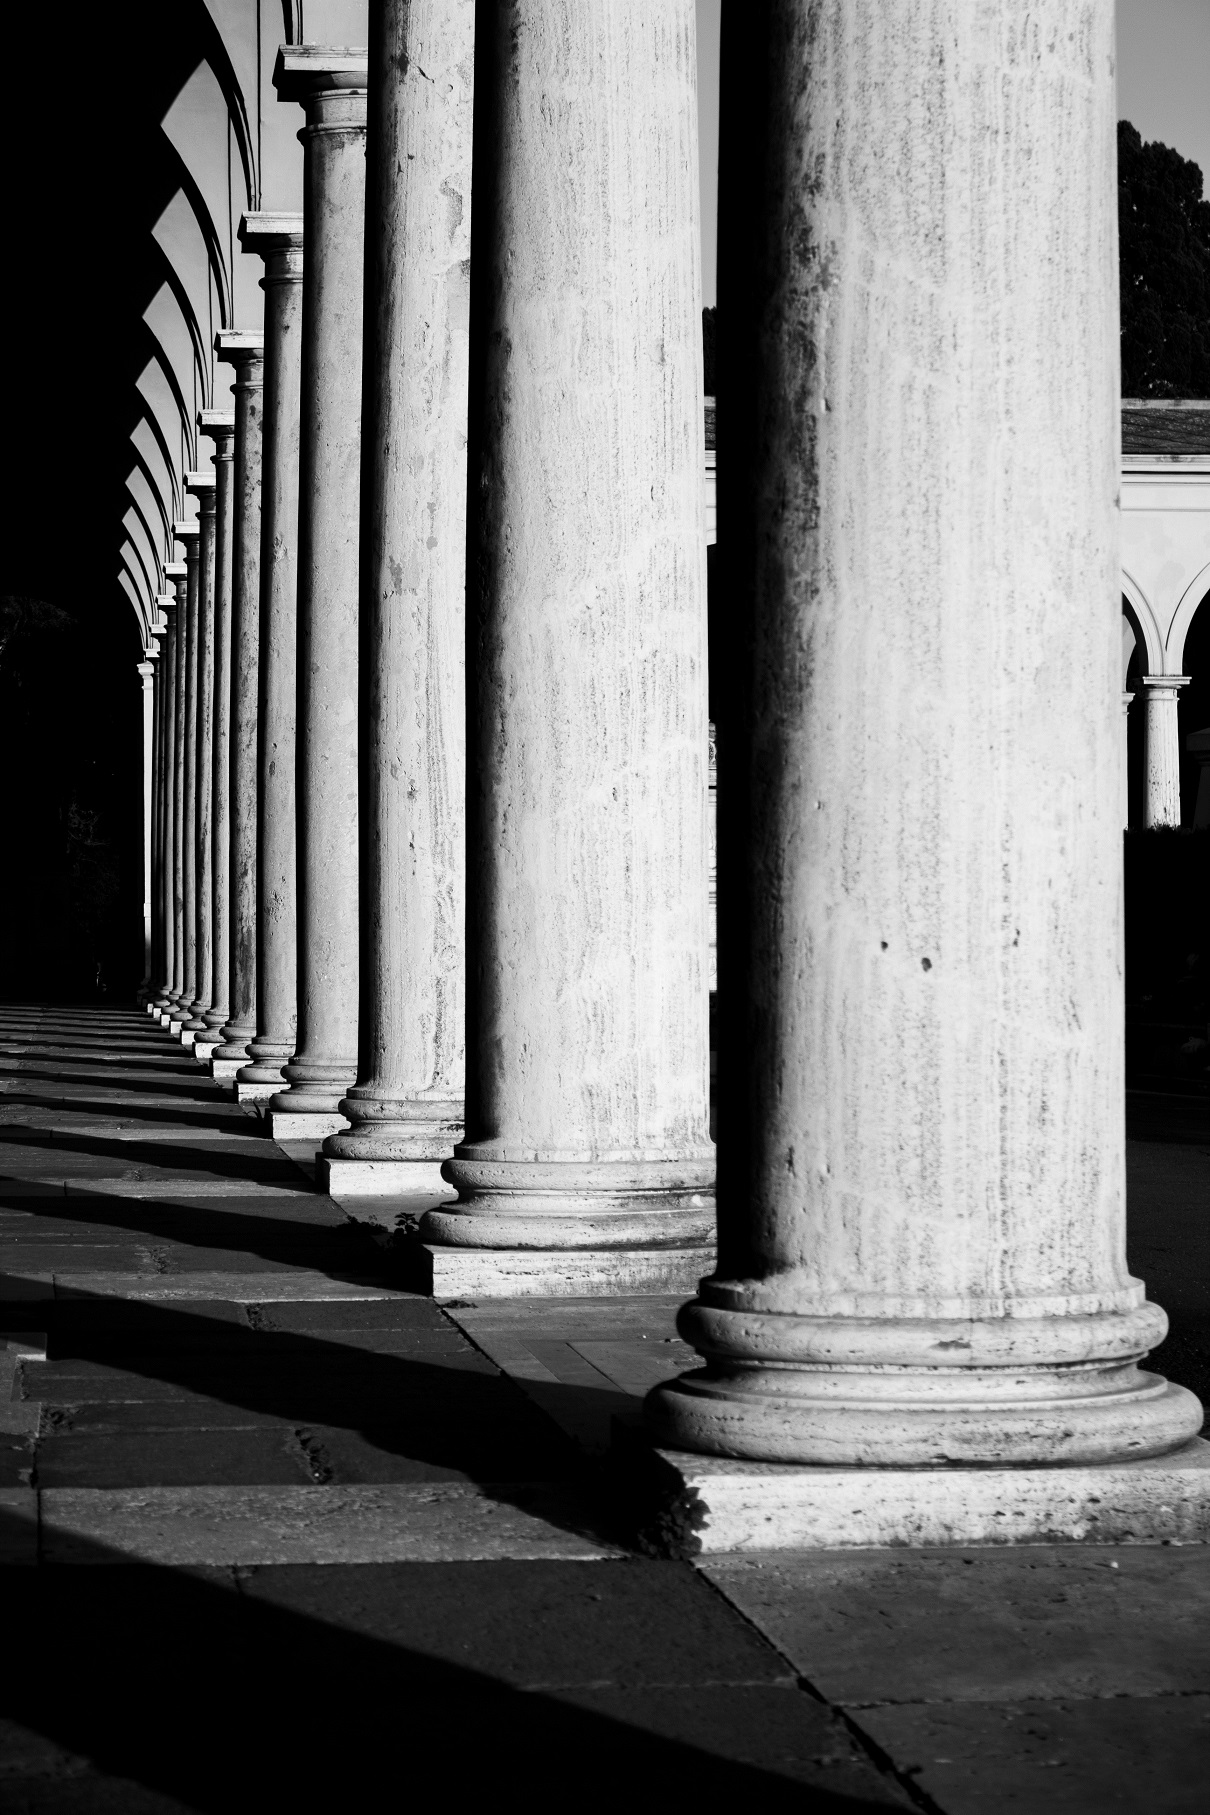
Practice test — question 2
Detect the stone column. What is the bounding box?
[138,658,156,989]
[420,1,714,1288]
[194,412,236,1058]
[213,333,265,1078]
[234,215,305,1101]
[145,636,161,1009]
[1142,676,1190,828]
[648,2,1201,1488]
[170,526,199,1037]
[267,47,367,1142]
[321,0,472,1197]
[1189,727,1210,828]
[151,591,179,1023]
[1120,691,1133,831]
[182,473,217,1043]
[158,567,186,1023]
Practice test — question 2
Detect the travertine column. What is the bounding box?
[423,2,714,1259]
[235,215,305,1097]
[183,472,217,1041]
[160,566,187,1020]
[197,414,236,1054]
[213,333,265,1072]
[171,526,200,1034]
[1120,691,1133,831]
[649,1,1201,1469]
[1142,676,1190,828]
[268,47,367,1136]
[151,594,178,1014]
[138,658,156,989]
[321,0,472,1194]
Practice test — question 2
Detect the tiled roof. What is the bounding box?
[1122,403,1210,454]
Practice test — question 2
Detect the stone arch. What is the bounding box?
[1166,562,1210,674]
[1120,569,1165,676]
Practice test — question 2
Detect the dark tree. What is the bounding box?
[1119,120,1210,397]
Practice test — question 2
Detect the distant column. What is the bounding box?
[170,524,199,1036]
[161,564,187,1020]
[235,214,305,1099]
[322,0,472,1196]
[138,658,156,991]
[648,0,1201,1480]
[213,333,265,1074]
[1120,691,1133,831]
[422,2,714,1276]
[151,591,178,1015]
[196,412,237,1056]
[183,472,217,1043]
[1141,676,1190,828]
[267,47,368,1140]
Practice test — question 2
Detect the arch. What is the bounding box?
[1120,569,1165,675]
[1166,561,1210,674]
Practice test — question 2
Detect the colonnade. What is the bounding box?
[141,1,1202,1489]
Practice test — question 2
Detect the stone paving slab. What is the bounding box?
[857,1695,1210,1814]
[48,1272,405,1301]
[39,1483,623,1563]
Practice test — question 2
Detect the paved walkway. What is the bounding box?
[0,1005,1206,1811]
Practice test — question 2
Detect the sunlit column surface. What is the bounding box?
[235,215,305,1095]
[322,0,472,1192]
[648,0,1202,1468]
[424,1,714,1252]
[138,658,156,990]
[171,526,199,1035]
[151,590,179,1014]
[268,47,368,1133]
[1141,676,1190,829]
[194,413,236,1053]
[183,472,217,1040]
[213,333,265,1068]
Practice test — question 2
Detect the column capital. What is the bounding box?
[273,45,368,100]
[239,212,304,286]
[197,410,236,448]
[173,522,199,557]
[163,562,187,591]
[1140,674,1191,696]
[184,472,216,517]
[214,330,265,381]
[137,660,155,680]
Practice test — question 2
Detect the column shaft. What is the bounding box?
[425,0,713,1250]
[154,593,180,1012]
[215,339,265,1061]
[649,0,1199,1466]
[177,536,200,1023]
[270,52,367,1125]
[324,0,472,1181]
[139,661,155,986]
[185,478,217,1033]
[237,218,305,1089]
[1142,677,1189,828]
[169,569,188,1008]
[200,419,236,1046]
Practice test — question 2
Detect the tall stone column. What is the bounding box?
[267,47,367,1141]
[158,568,186,1023]
[235,215,305,1101]
[170,527,199,1037]
[1142,676,1190,828]
[213,333,265,1078]
[138,658,156,990]
[321,0,472,1197]
[648,2,1201,1496]
[151,591,179,1023]
[183,473,217,1043]
[1120,691,1133,831]
[145,637,161,1009]
[420,1,714,1287]
[195,413,236,1058]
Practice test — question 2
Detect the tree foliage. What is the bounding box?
[1119,120,1210,398]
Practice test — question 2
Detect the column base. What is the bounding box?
[626,1436,1210,1555]
[209,1056,245,1082]
[235,1080,279,1104]
[193,1035,222,1062]
[159,1013,174,1030]
[318,1157,456,1199]
[211,1029,254,1064]
[174,1024,194,1045]
[427,1153,716,1249]
[403,1240,716,1300]
[648,1299,1203,1468]
[268,1110,350,1143]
